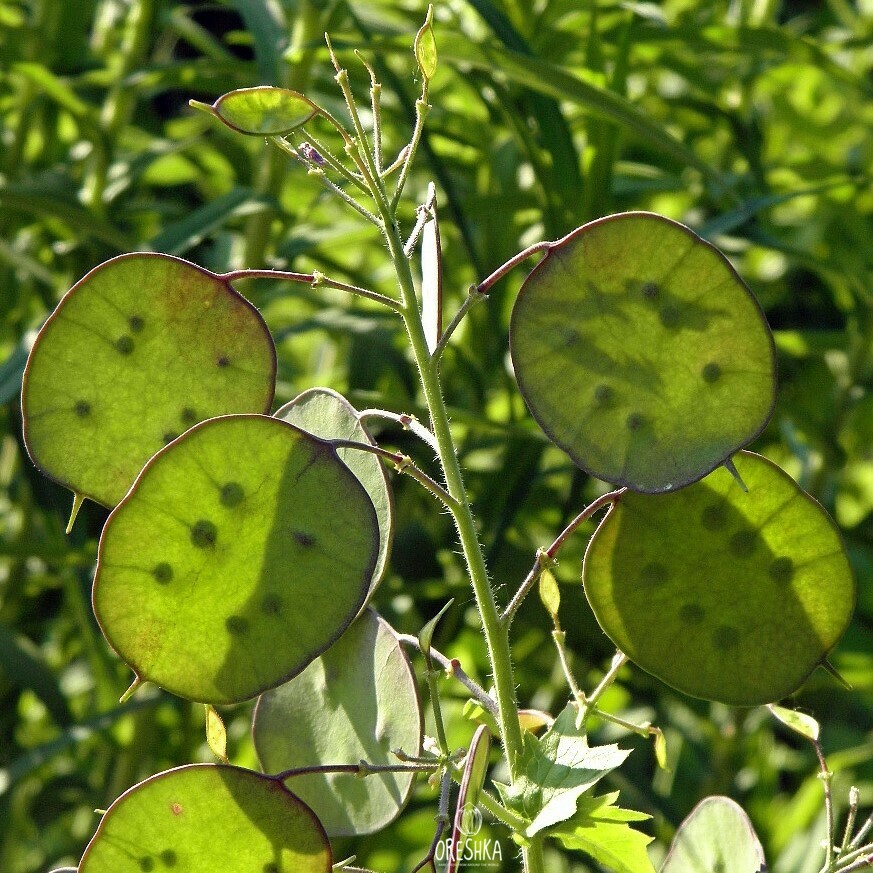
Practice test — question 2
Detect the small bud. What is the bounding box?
[414,5,437,80]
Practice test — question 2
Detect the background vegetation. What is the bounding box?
[1,0,871,870]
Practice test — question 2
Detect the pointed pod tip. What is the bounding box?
[119,674,144,704]
[821,657,853,691]
[723,457,749,493]
[188,99,217,117]
[66,493,85,535]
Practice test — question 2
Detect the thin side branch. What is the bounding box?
[815,739,836,873]
[411,771,452,873]
[502,488,626,626]
[274,760,438,782]
[476,240,552,295]
[221,268,400,311]
[432,285,487,361]
[312,271,402,311]
[328,440,458,509]
[397,634,499,720]
[357,409,441,454]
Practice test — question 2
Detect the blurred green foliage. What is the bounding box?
[0,1,871,871]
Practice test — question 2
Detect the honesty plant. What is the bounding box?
[27,11,866,873]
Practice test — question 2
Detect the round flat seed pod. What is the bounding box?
[510,212,775,492]
[253,609,422,837]
[583,452,855,705]
[275,388,393,597]
[94,415,379,704]
[210,87,319,135]
[22,253,276,507]
[661,797,765,873]
[78,764,330,873]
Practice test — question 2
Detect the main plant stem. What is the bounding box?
[377,208,526,787]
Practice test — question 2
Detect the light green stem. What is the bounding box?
[381,209,525,781]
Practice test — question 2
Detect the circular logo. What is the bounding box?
[458,803,483,837]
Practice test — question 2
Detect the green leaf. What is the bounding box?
[21,254,276,507]
[199,86,319,135]
[78,764,331,873]
[417,598,454,671]
[768,705,820,742]
[510,212,776,492]
[414,6,437,80]
[538,567,561,624]
[275,387,393,596]
[253,609,422,837]
[462,698,500,736]
[549,792,655,873]
[660,796,765,873]
[94,415,379,704]
[205,705,228,763]
[497,705,630,836]
[583,452,856,705]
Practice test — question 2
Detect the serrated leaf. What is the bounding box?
[583,451,855,705]
[21,254,276,507]
[200,86,319,135]
[768,705,820,741]
[205,705,228,763]
[94,415,379,704]
[510,212,775,493]
[660,796,765,873]
[253,610,422,837]
[498,705,630,836]
[550,792,655,873]
[78,764,330,873]
[275,388,393,597]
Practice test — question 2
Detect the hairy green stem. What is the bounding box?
[502,488,625,627]
[328,440,458,508]
[426,669,451,757]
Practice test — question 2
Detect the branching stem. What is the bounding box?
[327,440,458,509]
[397,634,498,719]
[357,409,440,453]
[816,738,836,873]
[274,760,438,782]
[502,488,625,627]
[477,240,552,295]
[432,285,487,361]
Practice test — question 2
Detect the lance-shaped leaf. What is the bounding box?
[94,415,379,704]
[275,388,393,596]
[195,86,319,135]
[496,705,630,837]
[22,253,275,507]
[253,609,422,837]
[584,452,855,705]
[78,764,331,873]
[510,212,775,493]
[660,796,765,873]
